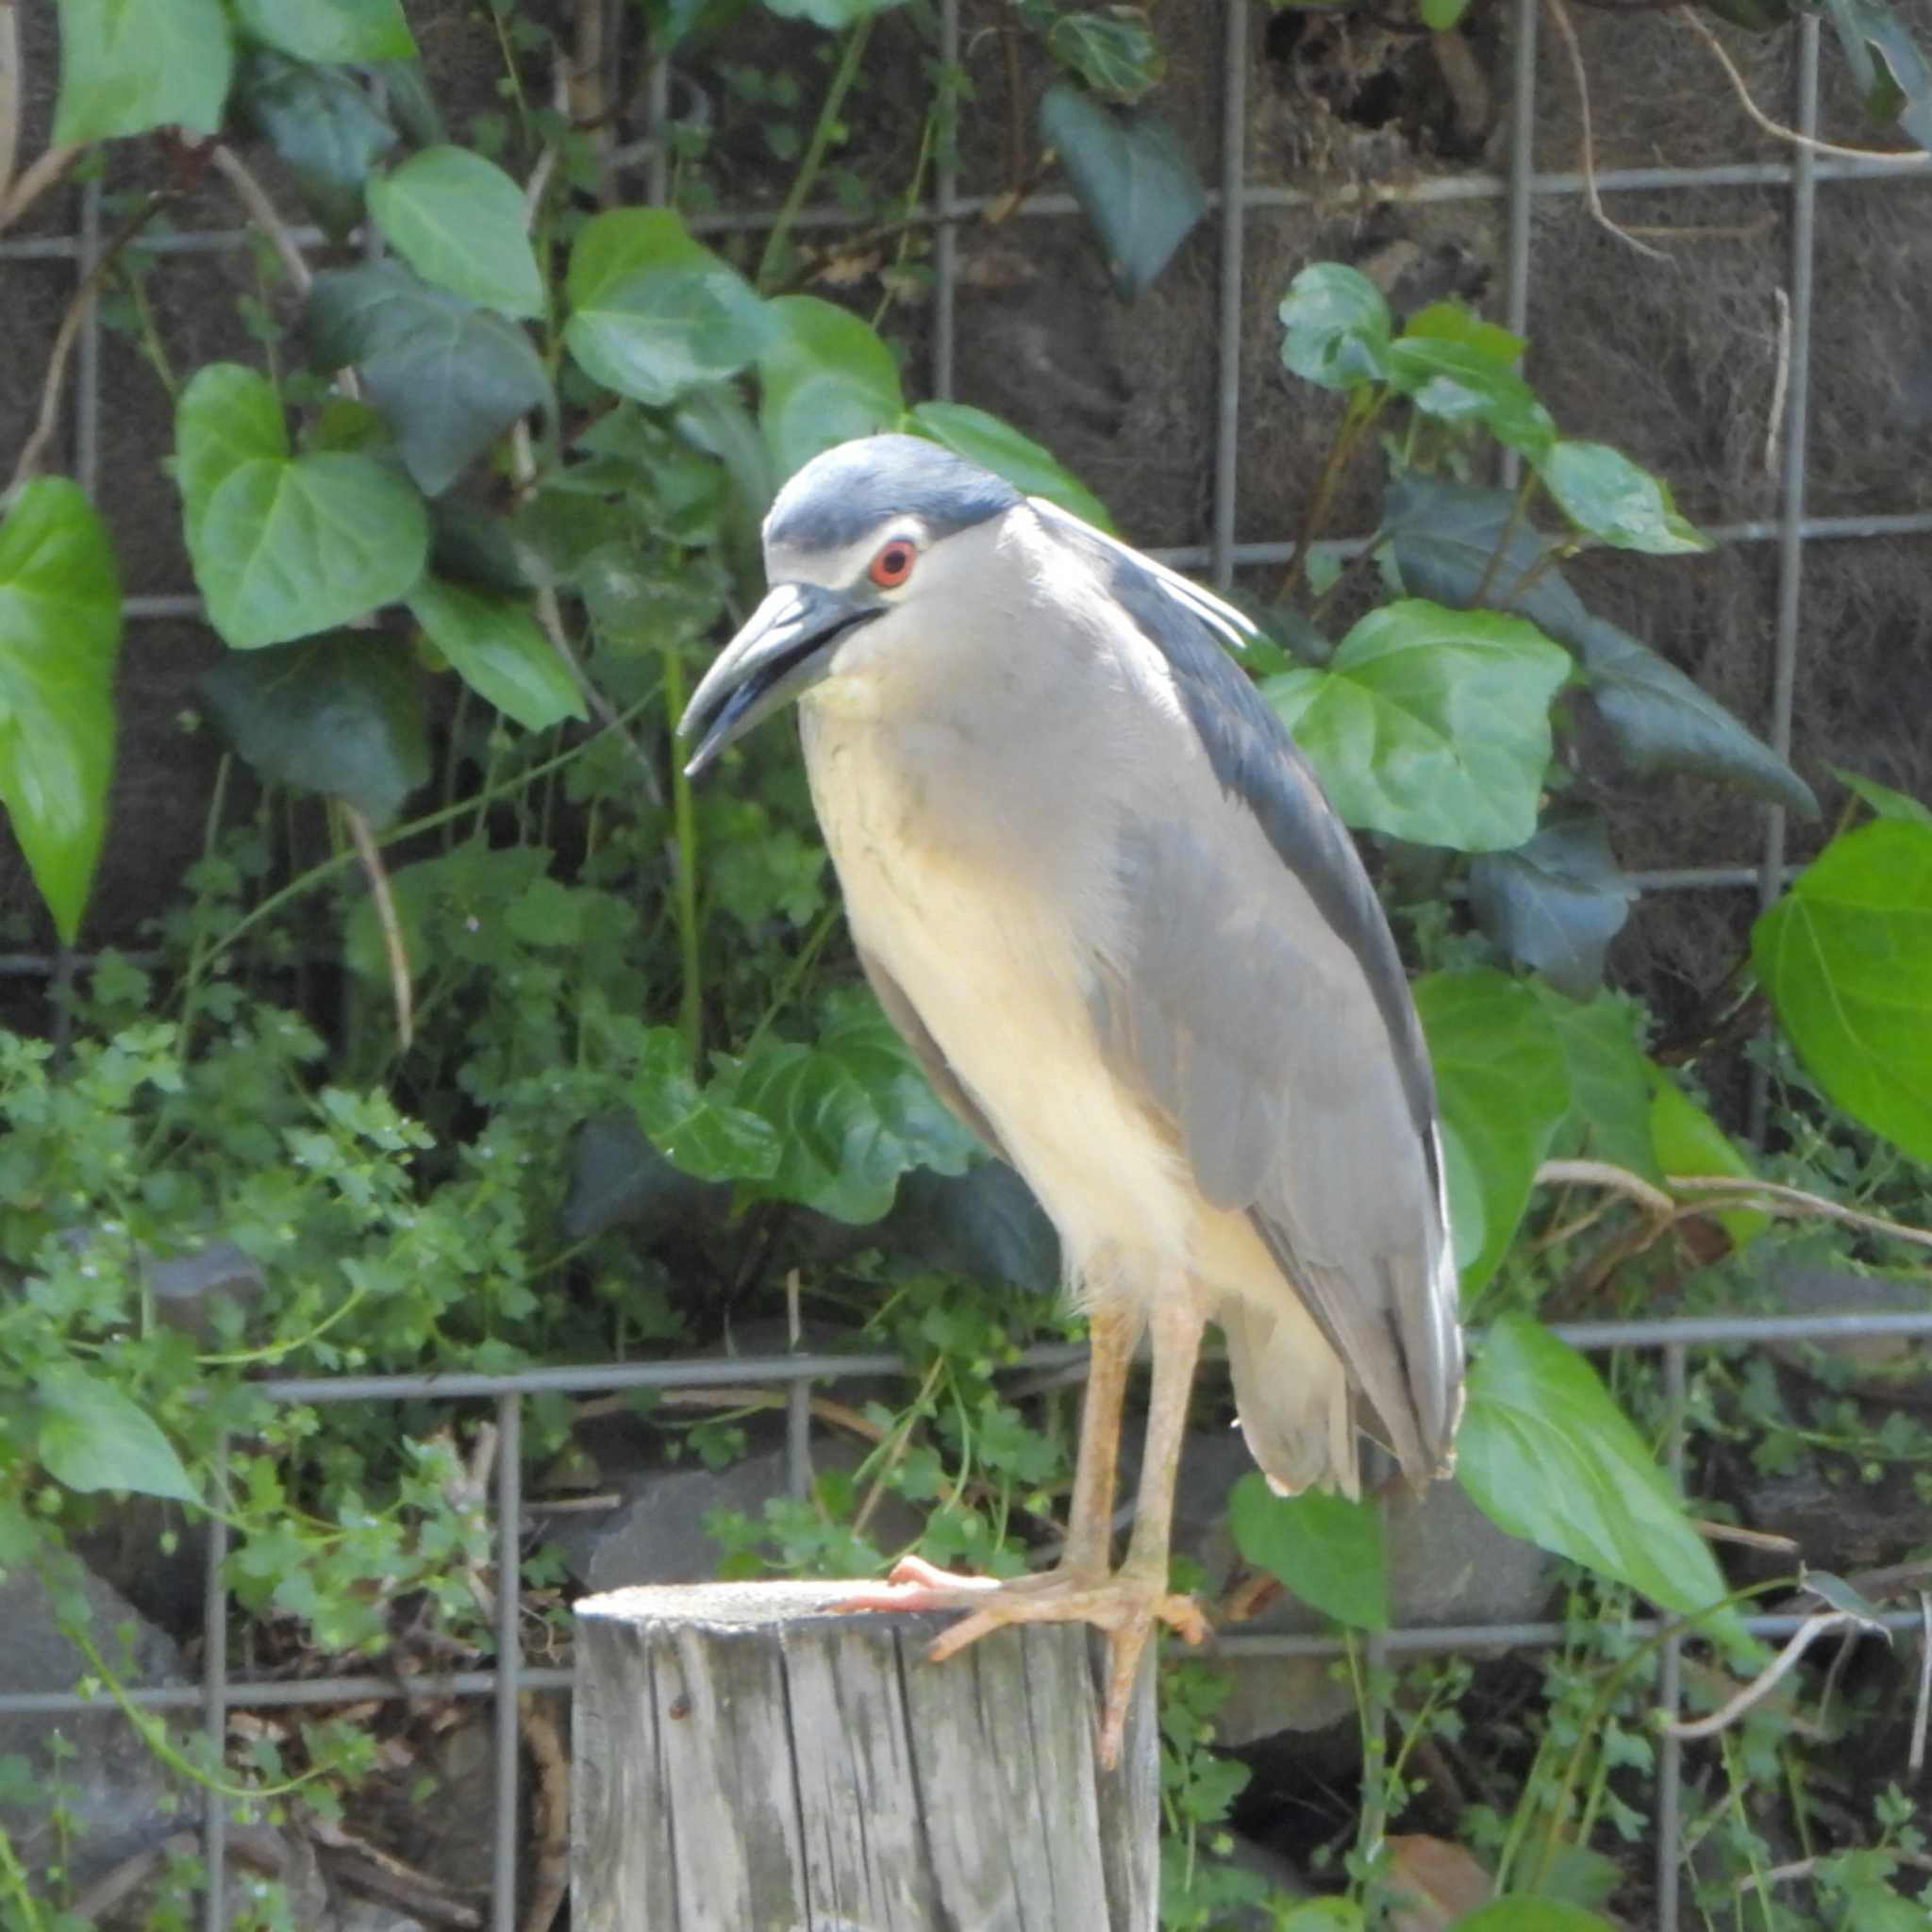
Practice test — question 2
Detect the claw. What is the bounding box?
[834,1557,1207,1771]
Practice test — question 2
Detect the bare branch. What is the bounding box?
[0,140,81,234]
[1536,1158,1676,1221]
[209,142,313,293]
[1659,1609,1883,1740]
[0,0,21,214]
[1545,0,1669,261]
[1679,8,1932,166]
[1665,1174,1932,1253]
[344,805,413,1048]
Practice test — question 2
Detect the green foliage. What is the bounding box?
[232,0,415,64]
[52,0,231,142]
[304,263,552,494]
[1450,1905,1614,1931]
[1469,808,1636,998]
[1413,970,1570,1291]
[1037,83,1207,300]
[1753,819,1932,1160]
[233,50,400,242]
[367,147,546,319]
[1264,601,1571,852]
[175,364,429,649]
[758,294,905,478]
[15,8,1932,1924]
[1226,1474,1388,1629]
[407,577,587,733]
[199,633,428,825]
[565,209,772,407]
[0,479,122,943]
[1457,1316,1736,1633]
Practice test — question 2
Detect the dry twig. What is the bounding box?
[1544,0,1670,261]
[210,142,313,293]
[344,805,413,1047]
[1659,1607,1885,1740]
[1764,286,1792,479]
[1534,1158,1932,1254]
[1679,8,1932,165]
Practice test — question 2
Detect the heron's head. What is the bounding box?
[677,434,1023,777]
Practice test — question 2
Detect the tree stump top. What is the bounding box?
[573,1579,1158,1931]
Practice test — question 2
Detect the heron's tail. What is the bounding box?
[1220,1298,1359,1500]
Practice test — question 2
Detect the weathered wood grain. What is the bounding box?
[573,1580,1158,1931]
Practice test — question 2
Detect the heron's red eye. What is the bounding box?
[869,540,917,589]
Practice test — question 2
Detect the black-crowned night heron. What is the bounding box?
[680,434,1461,1764]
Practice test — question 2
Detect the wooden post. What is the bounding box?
[572,1580,1158,1931]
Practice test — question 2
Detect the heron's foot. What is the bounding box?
[837,1556,1206,1769]
[828,1551,1105,1617]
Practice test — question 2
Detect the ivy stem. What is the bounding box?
[658,648,704,1058]
[200,699,654,971]
[758,19,874,292]
[1472,466,1542,607]
[1279,387,1388,603]
[741,901,841,1058]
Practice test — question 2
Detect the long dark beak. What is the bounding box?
[677,582,883,778]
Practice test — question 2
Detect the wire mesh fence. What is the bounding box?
[3,4,1928,1928]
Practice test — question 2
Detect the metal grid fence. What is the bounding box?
[3,4,1930,1928]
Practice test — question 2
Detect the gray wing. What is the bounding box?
[858,943,1010,1162]
[1046,506,1461,1477]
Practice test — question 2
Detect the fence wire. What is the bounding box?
[2,8,1924,1930]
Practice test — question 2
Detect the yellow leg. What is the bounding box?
[834,1293,1209,1770]
[1060,1299,1140,1577]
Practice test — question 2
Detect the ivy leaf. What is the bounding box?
[1457,1314,1737,1636]
[233,49,398,242]
[1385,475,1817,816]
[1753,820,1932,1160]
[1047,8,1166,104]
[1469,805,1636,997]
[1388,336,1555,461]
[1277,262,1392,391]
[1537,441,1712,555]
[908,401,1113,530]
[305,264,551,497]
[728,991,979,1224]
[232,0,415,61]
[1414,969,1571,1291]
[1573,613,1820,818]
[760,0,909,24]
[758,295,905,482]
[1531,983,1658,1179]
[1417,0,1474,25]
[0,480,123,944]
[53,0,233,142]
[407,577,586,732]
[1647,1072,1767,1249]
[200,631,429,826]
[1226,1472,1388,1630]
[1448,1905,1615,1932]
[1038,84,1206,299]
[1820,0,1932,154]
[368,147,545,320]
[176,363,429,646]
[1264,600,1571,853]
[633,1027,782,1183]
[37,1368,199,1504]
[565,208,772,408]
[1402,300,1525,367]
[883,1164,1059,1291]
[1834,765,1932,825]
